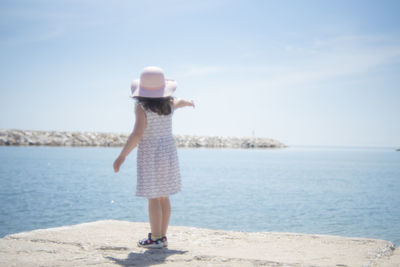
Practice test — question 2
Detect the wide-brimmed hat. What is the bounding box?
[130,66,177,98]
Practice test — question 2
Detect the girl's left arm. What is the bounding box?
[173,98,195,109]
[113,104,146,173]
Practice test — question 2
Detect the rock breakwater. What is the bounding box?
[0,129,287,149]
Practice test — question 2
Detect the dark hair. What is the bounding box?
[135,96,173,115]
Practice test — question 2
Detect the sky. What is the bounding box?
[0,0,399,147]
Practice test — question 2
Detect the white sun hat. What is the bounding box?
[130,66,177,98]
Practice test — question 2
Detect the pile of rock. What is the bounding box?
[0,129,286,149]
[174,135,286,148]
[0,129,128,147]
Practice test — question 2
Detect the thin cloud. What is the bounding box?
[255,35,400,89]
[142,0,229,16]
[0,27,65,45]
[0,2,107,45]
[182,66,226,77]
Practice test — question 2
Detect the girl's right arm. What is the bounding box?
[113,104,146,173]
[173,98,195,109]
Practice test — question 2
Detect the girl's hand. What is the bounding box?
[113,155,126,173]
[173,98,195,109]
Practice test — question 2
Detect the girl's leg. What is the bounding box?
[148,198,162,237]
[160,197,171,236]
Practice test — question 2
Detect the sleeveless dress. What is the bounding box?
[136,104,181,198]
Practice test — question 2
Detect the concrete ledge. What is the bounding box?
[0,220,397,266]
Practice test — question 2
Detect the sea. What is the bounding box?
[0,146,399,247]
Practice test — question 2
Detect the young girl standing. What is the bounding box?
[113,66,194,248]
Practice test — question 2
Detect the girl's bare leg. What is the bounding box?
[148,198,162,237]
[160,197,171,236]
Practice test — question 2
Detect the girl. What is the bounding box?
[113,66,194,248]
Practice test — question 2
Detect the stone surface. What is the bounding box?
[0,220,397,267]
[0,129,287,149]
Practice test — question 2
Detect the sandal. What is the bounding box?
[137,233,164,249]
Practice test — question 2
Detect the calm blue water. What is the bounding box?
[0,146,399,246]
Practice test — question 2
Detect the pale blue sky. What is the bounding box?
[1,0,399,147]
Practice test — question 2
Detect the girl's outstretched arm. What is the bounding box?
[113,104,146,173]
[173,98,195,109]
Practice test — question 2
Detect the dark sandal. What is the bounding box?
[137,233,164,249]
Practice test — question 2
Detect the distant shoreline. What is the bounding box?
[0,129,287,149]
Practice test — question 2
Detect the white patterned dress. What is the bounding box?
[136,104,181,198]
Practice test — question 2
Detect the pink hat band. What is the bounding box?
[131,66,177,98]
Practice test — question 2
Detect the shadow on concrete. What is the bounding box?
[106,248,188,266]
